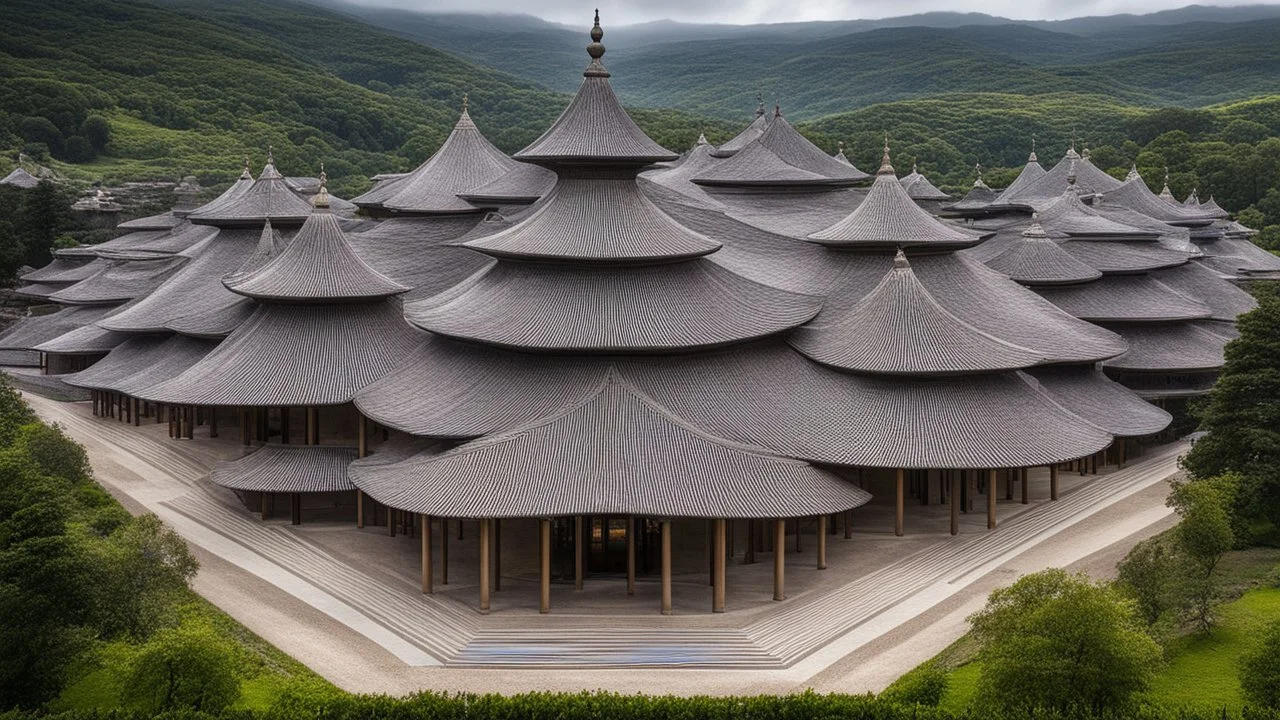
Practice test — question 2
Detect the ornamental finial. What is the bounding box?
[1029,136,1038,163]
[584,10,608,77]
[241,155,252,180]
[893,247,910,269]
[462,92,469,114]
[878,136,894,175]
[313,162,330,209]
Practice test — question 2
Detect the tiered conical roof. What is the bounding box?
[1096,171,1220,226]
[944,165,1001,214]
[693,107,868,187]
[141,180,419,407]
[353,100,553,213]
[996,145,1123,209]
[807,143,982,250]
[187,153,315,226]
[986,220,1102,285]
[790,250,1044,374]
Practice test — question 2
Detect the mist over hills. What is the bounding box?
[311,1,1280,120]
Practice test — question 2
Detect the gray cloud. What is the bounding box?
[343,0,1278,24]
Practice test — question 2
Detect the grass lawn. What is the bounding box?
[902,545,1280,713]
[1150,587,1280,711]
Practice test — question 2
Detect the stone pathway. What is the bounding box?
[28,394,1185,671]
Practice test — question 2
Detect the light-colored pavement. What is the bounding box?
[27,393,1183,695]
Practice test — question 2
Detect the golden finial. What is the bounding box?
[462,93,469,114]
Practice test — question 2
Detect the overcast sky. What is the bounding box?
[343,0,1277,25]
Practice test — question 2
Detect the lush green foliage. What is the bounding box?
[1182,285,1280,537]
[335,3,1280,122]
[967,569,1162,713]
[1240,619,1280,709]
[0,0,734,197]
[0,181,97,284]
[120,619,241,713]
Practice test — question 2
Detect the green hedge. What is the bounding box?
[7,691,1280,720]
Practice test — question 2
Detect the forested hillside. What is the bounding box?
[0,0,731,195]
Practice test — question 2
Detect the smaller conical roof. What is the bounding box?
[997,146,1122,208]
[1183,188,1200,207]
[1095,172,1219,226]
[1035,185,1160,239]
[1199,195,1229,219]
[710,94,769,158]
[694,109,868,187]
[188,152,315,226]
[899,162,950,201]
[790,250,1044,374]
[224,219,287,284]
[808,142,982,249]
[225,184,407,302]
[986,219,1102,285]
[515,12,676,165]
[356,102,543,213]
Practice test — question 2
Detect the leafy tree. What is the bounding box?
[968,569,1162,714]
[62,135,95,163]
[17,116,64,155]
[1182,286,1280,535]
[881,664,948,707]
[1116,535,1182,628]
[1240,619,1280,709]
[120,619,240,714]
[94,514,198,639]
[1168,475,1237,631]
[81,114,110,151]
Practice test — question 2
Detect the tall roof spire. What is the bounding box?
[240,155,252,180]
[313,163,330,209]
[774,100,781,118]
[878,136,894,175]
[755,90,765,117]
[462,92,469,114]
[1067,159,1078,191]
[584,8,608,77]
[1159,167,1175,200]
[1028,136,1038,163]
[973,162,987,189]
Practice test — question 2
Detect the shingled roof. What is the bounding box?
[354,103,552,213]
[353,370,871,519]
[1036,274,1212,322]
[48,256,186,306]
[1096,172,1220,226]
[790,250,1045,374]
[808,144,984,250]
[899,163,950,201]
[188,155,315,226]
[1,167,39,189]
[1027,366,1171,437]
[710,98,768,158]
[63,334,217,394]
[213,446,358,494]
[515,14,676,165]
[996,147,1123,209]
[986,221,1103,285]
[226,192,407,302]
[693,109,868,187]
[1102,321,1231,373]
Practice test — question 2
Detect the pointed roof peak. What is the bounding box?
[1022,214,1048,240]
[695,132,709,147]
[754,90,765,117]
[877,136,894,176]
[1126,163,1140,181]
[893,248,910,269]
[973,162,989,189]
[773,102,782,118]
[1029,136,1038,163]
[240,155,253,180]
[313,163,330,210]
[584,9,609,77]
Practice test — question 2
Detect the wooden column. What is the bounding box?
[844,509,853,539]
[539,519,551,614]
[950,470,959,536]
[356,491,364,529]
[895,468,905,537]
[358,414,367,458]
[240,408,249,446]
[773,518,786,601]
[133,398,141,427]
[493,519,501,592]
[260,492,269,521]
[305,406,317,445]
[1050,464,1059,501]
[1020,467,1029,505]
[626,516,636,596]
[660,520,672,615]
[1118,438,1126,469]
[712,518,726,613]
[987,469,998,530]
[745,520,756,564]
[478,519,491,613]
[441,519,448,585]
[290,493,301,525]
[816,515,827,569]
[388,507,396,537]
[574,515,584,591]
[421,514,433,594]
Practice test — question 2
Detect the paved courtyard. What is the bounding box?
[26,392,1185,694]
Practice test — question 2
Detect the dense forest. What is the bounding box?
[3,0,1280,246]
